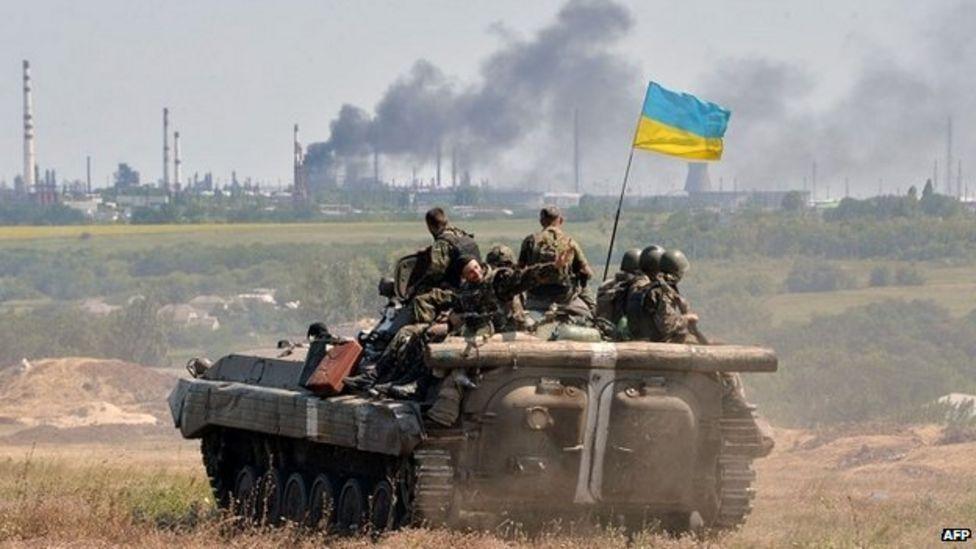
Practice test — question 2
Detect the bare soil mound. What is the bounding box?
[0,357,175,442]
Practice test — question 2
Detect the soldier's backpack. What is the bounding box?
[530,228,571,285]
[394,247,432,299]
[596,274,631,323]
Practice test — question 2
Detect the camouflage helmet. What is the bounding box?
[638,245,666,275]
[485,244,516,267]
[659,249,690,279]
[620,248,642,273]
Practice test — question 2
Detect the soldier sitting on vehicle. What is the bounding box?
[412,207,481,295]
[417,248,570,426]
[415,245,568,338]
[596,248,642,327]
[518,205,594,320]
[625,248,698,343]
[625,249,752,412]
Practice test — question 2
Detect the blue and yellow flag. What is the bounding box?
[633,82,730,160]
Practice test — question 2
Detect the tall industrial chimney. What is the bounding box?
[957,160,963,199]
[945,116,953,195]
[162,108,170,191]
[23,60,35,192]
[436,142,442,188]
[86,155,91,194]
[292,124,307,202]
[373,147,379,183]
[573,108,581,194]
[173,131,182,189]
[451,147,457,188]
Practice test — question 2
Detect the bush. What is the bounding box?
[785,258,857,293]
[894,264,926,286]
[748,300,976,426]
[868,265,892,287]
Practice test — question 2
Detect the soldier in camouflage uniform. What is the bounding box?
[518,205,594,318]
[625,249,696,343]
[626,249,752,412]
[596,248,642,326]
[413,245,562,337]
[408,247,566,426]
[413,207,481,294]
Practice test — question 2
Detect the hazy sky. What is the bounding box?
[0,0,953,194]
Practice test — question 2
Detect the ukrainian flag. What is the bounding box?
[633,82,730,160]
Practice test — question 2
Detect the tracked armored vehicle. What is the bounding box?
[169,330,776,534]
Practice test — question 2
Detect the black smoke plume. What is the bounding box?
[304,0,639,189]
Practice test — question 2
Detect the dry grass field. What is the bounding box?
[0,423,972,548]
[0,220,608,251]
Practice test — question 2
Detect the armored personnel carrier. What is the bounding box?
[169,328,776,534]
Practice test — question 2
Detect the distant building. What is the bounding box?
[116,193,169,210]
[157,303,220,331]
[543,192,582,209]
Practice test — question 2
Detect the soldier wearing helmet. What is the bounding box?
[625,248,696,343]
[596,248,642,326]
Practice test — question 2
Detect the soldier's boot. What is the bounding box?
[426,371,464,427]
[454,370,478,390]
[343,366,378,392]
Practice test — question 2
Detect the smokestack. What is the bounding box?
[292,123,307,202]
[933,160,938,193]
[173,131,182,189]
[945,116,953,195]
[86,155,91,194]
[844,177,850,199]
[162,108,170,191]
[958,160,963,199]
[23,60,35,191]
[373,147,379,183]
[573,108,581,194]
[451,147,457,188]
[436,142,442,188]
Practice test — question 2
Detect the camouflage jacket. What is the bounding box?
[625,274,690,343]
[596,271,638,323]
[413,262,559,336]
[416,224,480,291]
[517,226,592,301]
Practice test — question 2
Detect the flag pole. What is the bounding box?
[602,113,644,280]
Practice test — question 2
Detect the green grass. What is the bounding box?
[762,262,976,324]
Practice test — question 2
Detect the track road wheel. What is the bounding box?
[369,479,396,534]
[200,432,230,508]
[336,478,367,535]
[233,465,259,523]
[308,474,336,531]
[281,473,309,525]
[259,469,283,525]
